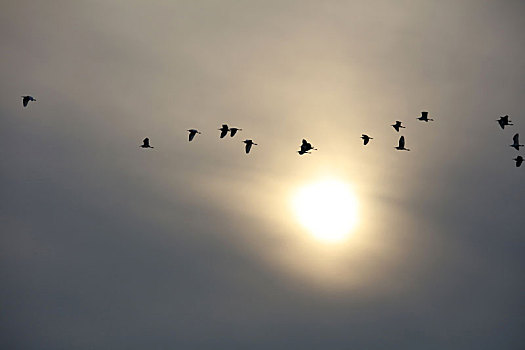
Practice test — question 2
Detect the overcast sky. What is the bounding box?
[1,1,524,349]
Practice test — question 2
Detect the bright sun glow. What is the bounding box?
[292,179,358,242]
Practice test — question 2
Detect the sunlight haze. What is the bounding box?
[1,1,524,349]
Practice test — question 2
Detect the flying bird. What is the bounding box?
[510,133,523,151]
[140,138,154,148]
[229,127,242,137]
[417,111,434,122]
[298,139,317,155]
[513,156,523,167]
[395,136,410,151]
[392,121,405,132]
[219,124,229,138]
[187,129,201,142]
[242,139,257,154]
[22,95,36,107]
[497,115,513,129]
[361,134,373,145]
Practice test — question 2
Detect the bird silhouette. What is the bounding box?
[22,95,36,107]
[417,111,434,122]
[219,124,229,138]
[497,115,513,129]
[395,136,410,151]
[229,127,242,137]
[140,138,154,148]
[513,156,523,167]
[242,139,257,154]
[510,133,523,151]
[361,134,373,145]
[187,129,201,142]
[298,139,317,155]
[392,121,405,132]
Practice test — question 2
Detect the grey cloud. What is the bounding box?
[1,1,524,349]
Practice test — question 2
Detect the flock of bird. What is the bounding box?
[21,95,522,167]
[497,115,523,167]
[140,124,257,154]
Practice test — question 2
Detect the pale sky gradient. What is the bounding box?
[1,1,524,348]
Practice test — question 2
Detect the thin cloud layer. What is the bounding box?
[1,1,524,349]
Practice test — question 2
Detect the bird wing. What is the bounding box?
[399,136,405,148]
[189,131,195,141]
[302,139,316,151]
[22,97,28,107]
[422,111,428,119]
[245,143,252,154]
[230,129,238,137]
[220,129,228,138]
[513,133,519,144]
[516,157,523,167]
[498,119,505,129]
[364,138,369,145]
[502,115,509,123]
[142,138,150,147]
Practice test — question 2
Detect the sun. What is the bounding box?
[292,179,358,242]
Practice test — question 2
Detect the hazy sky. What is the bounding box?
[1,1,524,349]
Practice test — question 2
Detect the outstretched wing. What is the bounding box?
[220,129,228,138]
[398,136,405,148]
[230,128,238,137]
[513,133,519,144]
[300,139,309,152]
[363,137,369,145]
[143,138,150,147]
[22,96,29,107]
[245,142,252,154]
[421,111,428,119]
[189,131,196,141]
